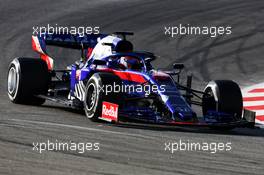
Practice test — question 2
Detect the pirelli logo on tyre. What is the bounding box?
[100,101,119,122]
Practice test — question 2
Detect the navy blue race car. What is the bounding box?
[7,32,255,129]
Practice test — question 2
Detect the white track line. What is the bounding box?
[7,119,151,139]
[255,111,264,116]
[256,120,264,126]
[242,82,264,93]
[243,101,264,106]
[243,93,264,97]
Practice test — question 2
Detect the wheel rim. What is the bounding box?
[86,83,97,111]
[8,67,18,95]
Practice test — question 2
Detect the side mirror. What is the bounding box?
[172,63,184,83]
[173,63,184,70]
[93,59,107,66]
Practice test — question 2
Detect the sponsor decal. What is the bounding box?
[100,101,118,122]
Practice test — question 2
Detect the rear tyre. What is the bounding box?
[84,73,122,121]
[7,58,49,105]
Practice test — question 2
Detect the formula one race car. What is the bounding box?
[7,32,255,129]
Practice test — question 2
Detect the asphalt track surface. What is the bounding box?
[1,0,264,174]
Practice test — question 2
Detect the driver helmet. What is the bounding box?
[119,56,140,70]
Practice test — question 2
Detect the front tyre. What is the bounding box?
[84,73,122,121]
[202,80,243,119]
[7,58,49,105]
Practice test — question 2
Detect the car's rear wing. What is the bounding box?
[39,33,107,49]
[32,33,107,70]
